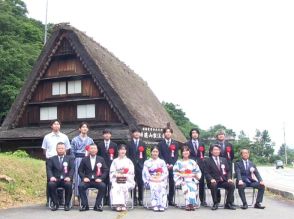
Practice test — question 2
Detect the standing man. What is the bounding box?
[78,144,108,212]
[186,128,207,206]
[235,148,265,209]
[204,144,236,210]
[158,127,179,206]
[42,120,71,205]
[47,142,75,211]
[97,128,118,205]
[126,127,147,206]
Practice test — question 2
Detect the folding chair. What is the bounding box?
[79,188,103,210]
[49,186,74,210]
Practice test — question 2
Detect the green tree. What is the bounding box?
[162,102,200,138]
[0,0,46,118]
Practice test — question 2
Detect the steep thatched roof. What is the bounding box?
[1,23,186,143]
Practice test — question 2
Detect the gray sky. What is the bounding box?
[23,0,294,150]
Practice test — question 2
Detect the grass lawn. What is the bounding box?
[0,152,46,209]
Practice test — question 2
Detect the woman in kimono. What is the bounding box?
[109,144,135,212]
[173,145,202,211]
[71,122,94,197]
[142,146,168,212]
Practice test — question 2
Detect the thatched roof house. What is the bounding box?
[0,24,186,151]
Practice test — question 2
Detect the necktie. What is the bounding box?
[105,142,109,150]
[245,160,248,170]
[167,140,170,146]
[59,156,63,168]
[136,140,139,148]
[215,157,220,170]
[193,141,197,154]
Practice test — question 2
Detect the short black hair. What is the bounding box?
[79,122,89,129]
[150,145,160,152]
[189,128,200,138]
[118,144,127,150]
[50,120,61,127]
[103,128,112,134]
[163,127,173,134]
[209,144,221,153]
[131,127,141,133]
[56,142,65,147]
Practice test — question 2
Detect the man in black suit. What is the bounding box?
[78,144,108,212]
[186,128,207,206]
[235,148,265,209]
[47,142,75,211]
[213,130,234,203]
[97,128,117,205]
[158,127,179,206]
[204,144,236,210]
[126,127,147,206]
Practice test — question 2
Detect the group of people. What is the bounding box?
[42,120,266,212]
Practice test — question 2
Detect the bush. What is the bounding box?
[12,150,30,158]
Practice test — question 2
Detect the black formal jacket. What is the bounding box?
[235,159,263,183]
[204,156,232,183]
[97,140,118,167]
[186,139,206,168]
[158,139,179,166]
[78,155,108,181]
[126,139,147,171]
[47,155,75,181]
[210,140,234,161]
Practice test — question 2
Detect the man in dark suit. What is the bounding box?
[186,128,207,206]
[213,130,234,203]
[158,127,179,206]
[78,144,108,212]
[47,142,75,211]
[235,148,265,209]
[97,129,117,205]
[204,144,236,210]
[126,127,147,206]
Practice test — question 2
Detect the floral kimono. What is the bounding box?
[71,135,94,196]
[109,156,135,206]
[173,159,202,206]
[142,158,168,208]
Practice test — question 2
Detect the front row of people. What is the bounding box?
[47,142,265,212]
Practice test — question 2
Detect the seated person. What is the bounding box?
[109,144,135,212]
[142,146,169,212]
[173,145,202,211]
[204,144,236,210]
[47,142,75,211]
[78,144,108,212]
[235,148,265,209]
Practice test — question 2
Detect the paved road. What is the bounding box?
[1,194,293,219]
[258,166,294,197]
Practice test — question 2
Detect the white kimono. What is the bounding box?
[110,156,135,206]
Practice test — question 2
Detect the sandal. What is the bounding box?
[116,206,122,212]
[121,206,127,211]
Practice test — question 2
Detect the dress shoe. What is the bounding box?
[51,204,59,211]
[64,205,70,211]
[79,205,89,211]
[240,203,248,209]
[168,201,175,206]
[254,203,265,209]
[138,200,143,206]
[211,203,218,210]
[224,203,236,210]
[94,205,103,212]
[201,201,208,207]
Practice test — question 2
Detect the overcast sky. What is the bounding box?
[23,0,294,150]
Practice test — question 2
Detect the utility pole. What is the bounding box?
[44,0,49,45]
[283,122,287,165]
